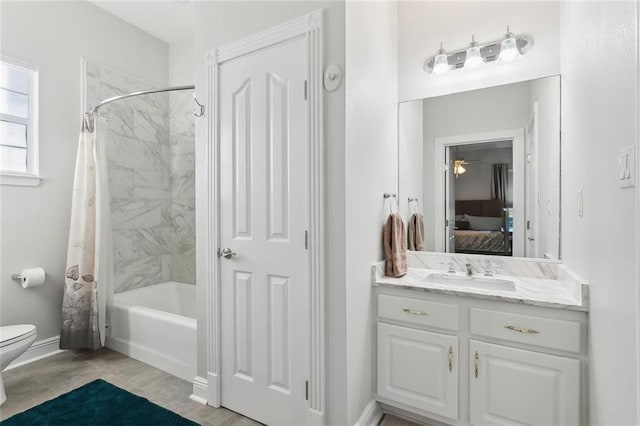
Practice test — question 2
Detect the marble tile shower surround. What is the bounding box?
[372,252,589,310]
[85,62,195,292]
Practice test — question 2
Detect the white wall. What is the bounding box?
[344,2,397,423]
[398,101,423,223]
[0,2,168,341]
[191,2,347,423]
[398,1,560,101]
[560,2,639,424]
[421,83,530,251]
[169,38,194,86]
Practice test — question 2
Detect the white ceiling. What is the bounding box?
[88,0,195,45]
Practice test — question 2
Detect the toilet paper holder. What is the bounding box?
[11,272,47,281]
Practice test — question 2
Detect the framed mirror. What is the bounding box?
[398,76,560,259]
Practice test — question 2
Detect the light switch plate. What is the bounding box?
[619,145,635,188]
[577,190,584,217]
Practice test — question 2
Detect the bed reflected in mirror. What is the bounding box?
[398,76,560,259]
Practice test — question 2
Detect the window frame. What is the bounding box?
[0,56,40,186]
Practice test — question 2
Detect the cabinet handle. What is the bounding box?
[504,325,540,334]
[474,351,479,378]
[448,346,453,372]
[402,308,429,316]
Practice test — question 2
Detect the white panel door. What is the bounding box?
[377,322,459,420]
[444,147,456,253]
[469,340,580,426]
[219,35,309,425]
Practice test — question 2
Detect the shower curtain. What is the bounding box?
[60,114,110,350]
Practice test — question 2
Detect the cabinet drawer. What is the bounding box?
[378,294,458,331]
[470,308,582,353]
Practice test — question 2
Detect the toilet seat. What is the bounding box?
[0,324,36,348]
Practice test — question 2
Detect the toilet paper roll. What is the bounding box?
[20,267,46,288]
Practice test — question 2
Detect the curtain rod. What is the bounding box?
[88,84,196,115]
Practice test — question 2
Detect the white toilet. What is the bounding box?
[0,324,37,405]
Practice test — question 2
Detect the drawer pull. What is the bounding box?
[448,346,453,372]
[505,325,540,334]
[402,308,429,316]
[474,351,479,378]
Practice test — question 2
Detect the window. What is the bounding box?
[0,57,39,186]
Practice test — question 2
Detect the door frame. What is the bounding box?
[434,128,526,256]
[202,10,325,423]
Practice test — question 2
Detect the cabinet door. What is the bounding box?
[377,322,458,420]
[469,340,580,426]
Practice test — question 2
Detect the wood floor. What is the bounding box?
[0,348,260,425]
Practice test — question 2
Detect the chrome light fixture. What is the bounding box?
[499,25,521,62]
[464,35,483,69]
[424,27,533,76]
[432,43,450,75]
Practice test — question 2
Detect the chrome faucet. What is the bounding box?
[465,263,474,276]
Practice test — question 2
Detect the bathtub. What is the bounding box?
[106,281,196,382]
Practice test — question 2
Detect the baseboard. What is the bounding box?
[355,399,383,426]
[190,376,208,405]
[6,335,64,370]
[105,336,196,383]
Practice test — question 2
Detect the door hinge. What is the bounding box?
[305,230,309,250]
[305,380,309,400]
[304,80,308,100]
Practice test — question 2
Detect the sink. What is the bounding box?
[424,273,516,292]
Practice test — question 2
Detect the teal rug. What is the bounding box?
[3,379,198,425]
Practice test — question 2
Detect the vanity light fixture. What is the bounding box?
[464,35,483,69]
[432,43,450,75]
[499,26,521,62]
[424,26,533,75]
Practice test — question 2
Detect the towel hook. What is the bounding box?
[193,93,205,117]
[408,197,420,214]
[383,193,397,215]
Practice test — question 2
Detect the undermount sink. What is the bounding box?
[424,273,516,292]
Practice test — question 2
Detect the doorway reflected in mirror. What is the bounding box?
[398,75,560,259]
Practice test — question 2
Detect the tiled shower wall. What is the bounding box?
[85,61,195,293]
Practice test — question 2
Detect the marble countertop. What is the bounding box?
[372,262,589,312]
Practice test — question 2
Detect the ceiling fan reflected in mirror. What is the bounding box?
[454,159,469,178]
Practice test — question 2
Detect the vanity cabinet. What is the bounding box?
[469,340,580,425]
[377,322,459,419]
[375,289,587,426]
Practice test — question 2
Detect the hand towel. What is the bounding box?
[383,213,407,277]
[408,212,425,251]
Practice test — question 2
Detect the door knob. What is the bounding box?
[218,248,237,259]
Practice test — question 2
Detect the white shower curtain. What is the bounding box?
[60,114,110,350]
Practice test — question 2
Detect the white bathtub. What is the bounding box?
[106,281,196,382]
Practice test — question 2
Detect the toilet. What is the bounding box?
[0,324,37,405]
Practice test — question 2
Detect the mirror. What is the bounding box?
[398,76,560,259]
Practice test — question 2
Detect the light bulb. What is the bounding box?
[499,26,521,62]
[432,43,449,75]
[464,35,483,69]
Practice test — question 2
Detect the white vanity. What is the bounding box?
[372,252,589,426]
